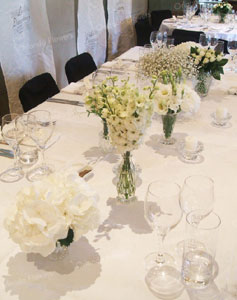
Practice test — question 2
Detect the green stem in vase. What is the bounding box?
[117,151,136,203]
[102,118,109,140]
[162,113,177,139]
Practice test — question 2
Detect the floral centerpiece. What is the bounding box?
[190,46,228,97]
[138,44,197,81]
[5,171,99,258]
[86,76,154,203]
[152,71,200,144]
[213,1,233,23]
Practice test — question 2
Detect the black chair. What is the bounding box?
[19,73,59,112]
[65,52,97,83]
[171,29,204,45]
[150,10,172,31]
[135,17,152,46]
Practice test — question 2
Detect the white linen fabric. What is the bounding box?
[160,16,237,41]
[46,0,77,89]
[1,47,237,299]
[77,0,106,67]
[107,0,135,60]
[0,0,56,114]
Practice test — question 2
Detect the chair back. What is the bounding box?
[19,73,59,112]
[151,10,172,30]
[172,29,204,45]
[65,52,97,83]
[135,18,152,46]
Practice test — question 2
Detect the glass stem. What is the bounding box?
[156,233,166,265]
[40,147,45,166]
[13,145,19,168]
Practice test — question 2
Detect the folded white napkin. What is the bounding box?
[228,87,237,95]
[61,82,84,95]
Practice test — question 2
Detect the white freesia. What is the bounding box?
[86,77,154,154]
[5,171,99,257]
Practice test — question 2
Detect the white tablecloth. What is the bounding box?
[160,16,237,41]
[0,47,237,299]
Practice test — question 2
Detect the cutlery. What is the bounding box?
[0,148,13,154]
[0,151,14,159]
[47,98,84,107]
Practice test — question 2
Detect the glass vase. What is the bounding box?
[99,119,113,153]
[193,71,212,98]
[47,241,69,261]
[117,151,136,203]
[161,113,177,145]
[218,13,226,23]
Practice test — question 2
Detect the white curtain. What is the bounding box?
[0,0,56,114]
[46,0,77,88]
[107,0,135,60]
[77,0,106,67]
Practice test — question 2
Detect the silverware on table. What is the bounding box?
[47,98,84,107]
[0,151,14,159]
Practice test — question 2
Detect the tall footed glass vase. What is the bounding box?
[161,113,177,145]
[117,151,136,203]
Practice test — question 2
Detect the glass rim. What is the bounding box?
[183,174,214,190]
[147,180,181,198]
[186,210,221,230]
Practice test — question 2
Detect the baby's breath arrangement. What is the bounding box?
[138,45,197,81]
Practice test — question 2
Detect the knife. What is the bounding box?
[0,151,14,159]
[47,98,84,107]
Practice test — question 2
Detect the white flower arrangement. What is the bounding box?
[213,2,233,15]
[153,72,200,116]
[85,77,154,153]
[138,45,197,81]
[5,171,99,257]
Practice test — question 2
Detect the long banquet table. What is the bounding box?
[0,47,237,300]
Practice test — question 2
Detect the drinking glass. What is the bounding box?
[26,110,55,181]
[182,210,221,289]
[228,40,237,71]
[144,180,183,298]
[199,33,208,48]
[207,33,218,50]
[150,31,158,49]
[215,40,225,54]
[157,32,163,48]
[0,113,24,182]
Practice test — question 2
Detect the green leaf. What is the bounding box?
[218,59,228,66]
[212,70,221,80]
[58,228,74,247]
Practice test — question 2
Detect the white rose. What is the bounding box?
[217,55,222,61]
[200,50,205,57]
[210,56,215,63]
[203,58,209,64]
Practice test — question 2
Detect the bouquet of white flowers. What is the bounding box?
[86,76,154,154]
[5,171,99,257]
[153,71,200,144]
[190,46,228,96]
[213,1,233,23]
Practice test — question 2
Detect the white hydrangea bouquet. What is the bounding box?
[138,44,197,81]
[85,76,154,203]
[152,71,200,145]
[190,46,228,97]
[213,1,233,23]
[5,171,99,257]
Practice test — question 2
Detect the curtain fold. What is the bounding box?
[0,0,56,113]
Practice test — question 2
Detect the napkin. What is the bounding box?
[61,82,85,95]
[228,87,237,95]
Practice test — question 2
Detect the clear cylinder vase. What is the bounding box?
[99,119,113,153]
[218,13,226,23]
[117,151,136,203]
[161,113,177,145]
[193,71,212,98]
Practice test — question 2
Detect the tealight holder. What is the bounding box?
[178,140,203,162]
[211,112,232,128]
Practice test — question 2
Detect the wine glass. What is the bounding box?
[144,180,183,298]
[150,31,158,49]
[207,33,218,50]
[26,110,55,181]
[157,32,163,48]
[0,113,25,182]
[228,40,237,71]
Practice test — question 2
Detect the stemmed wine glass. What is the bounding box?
[0,113,25,182]
[150,31,158,49]
[228,40,237,71]
[144,180,183,299]
[177,175,215,253]
[26,110,55,181]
